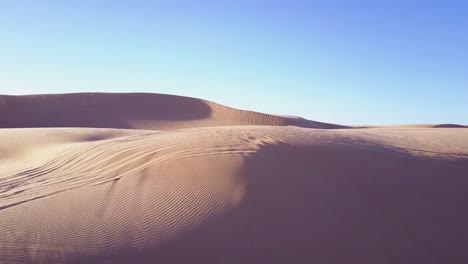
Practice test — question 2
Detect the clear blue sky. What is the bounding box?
[1,0,467,125]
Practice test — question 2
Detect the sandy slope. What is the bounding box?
[0,93,345,130]
[0,125,467,263]
[1,93,468,263]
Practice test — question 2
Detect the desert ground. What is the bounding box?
[1,93,467,263]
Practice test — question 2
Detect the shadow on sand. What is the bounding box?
[93,139,468,264]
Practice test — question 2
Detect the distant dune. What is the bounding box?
[433,124,467,128]
[1,93,468,263]
[0,93,345,130]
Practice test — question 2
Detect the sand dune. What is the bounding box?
[0,93,344,130]
[1,93,468,263]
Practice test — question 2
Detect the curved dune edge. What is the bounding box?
[0,93,346,130]
[1,126,468,263]
[355,124,468,129]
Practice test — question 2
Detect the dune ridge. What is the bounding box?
[0,93,345,130]
[1,127,468,263]
[1,93,468,263]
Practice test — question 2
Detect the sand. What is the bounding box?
[0,93,345,130]
[1,93,467,263]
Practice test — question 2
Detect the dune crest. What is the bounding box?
[0,93,344,130]
[1,126,468,263]
[1,93,468,263]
